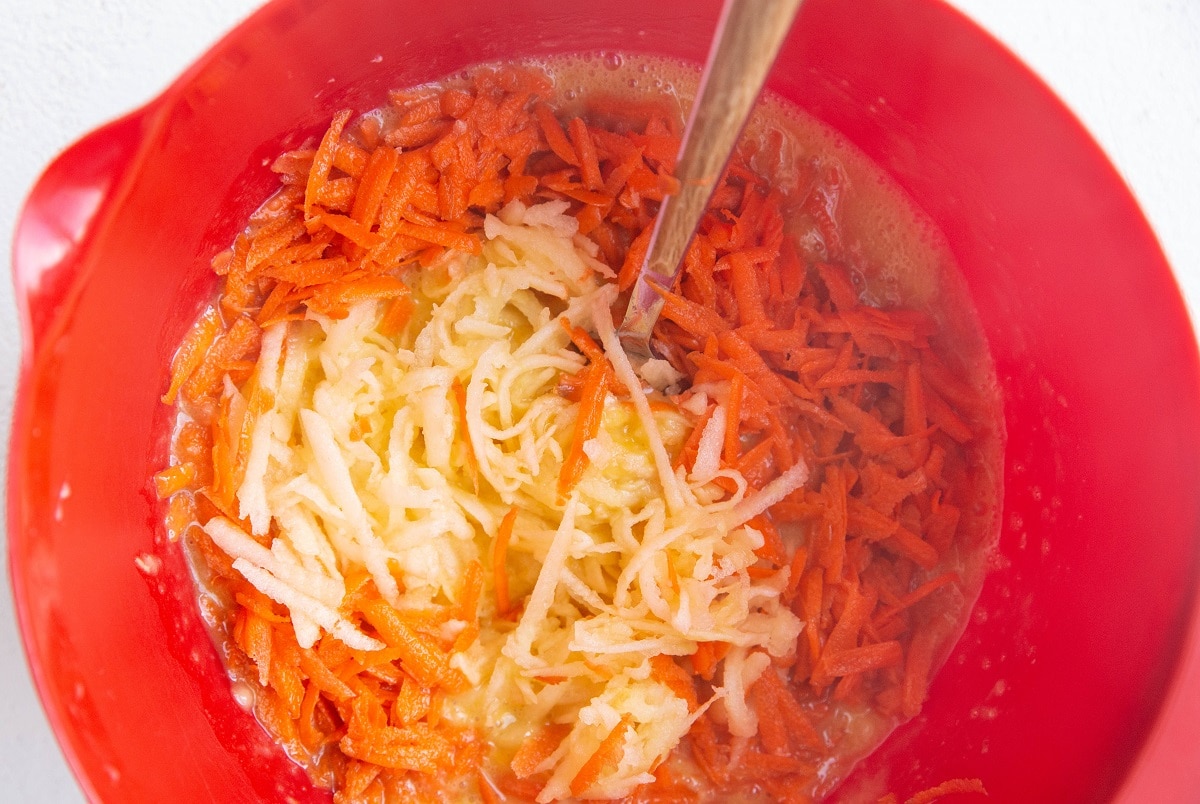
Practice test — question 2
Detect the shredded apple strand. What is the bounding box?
[157,63,992,803]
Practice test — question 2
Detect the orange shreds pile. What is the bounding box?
[643,120,996,800]
[157,62,997,803]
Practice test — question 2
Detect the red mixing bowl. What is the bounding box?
[9,0,1200,801]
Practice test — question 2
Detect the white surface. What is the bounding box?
[0,0,1197,800]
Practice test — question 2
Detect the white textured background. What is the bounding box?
[1,1,1197,800]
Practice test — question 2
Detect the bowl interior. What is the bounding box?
[10,0,1200,801]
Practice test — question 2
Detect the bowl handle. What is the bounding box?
[10,108,151,353]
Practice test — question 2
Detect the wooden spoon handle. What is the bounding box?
[618,0,803,359]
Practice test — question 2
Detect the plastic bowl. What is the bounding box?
[9,0,1200,801]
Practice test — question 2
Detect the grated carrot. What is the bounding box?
[359,598,453,689]
[675,403,716,472]
[511,722,571,779]
[240,609,273,686]
[455,559,484,625]
[350,145,399,229]
[492,506,518,615]
[569,715,634,796]
[297,680,324,751]
[153,462,197,498]
[690,640,729,682]
[724,372,744,465]
[617,220,654,292]
[821,464,848,582]
[298,648,355,701]
[534,103,580,166]
[333,140,369,178]
[560,318,606,364]
[747,514,787,567]
[305,110,353,218]
[649,654,698,711]
[557,360,610,500]
[392,220,480,254]
[925,503,962,557]
[181,316,261,403]
[162,307,223,404]
[873,572,959,629]
[391,677,432,726]
[568,118,603,191]
[751,676,792,755]
[477,770,504,804]
[904,778,988,804]
[688,715,729,787]
[451,378,480,491]
[377,290,415,338]
[811,583,877,691]
[753,667,822,750]
[903,625,938,718]
[728,252,768,327]
[655,284,729,338]
[821,640,904,676]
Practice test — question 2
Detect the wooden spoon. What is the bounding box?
[617,0,804,361]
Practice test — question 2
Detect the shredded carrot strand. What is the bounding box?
[456,559,484,624]
[724,372,744,465]
[560,318,606,363]
[617,222,654,292]
[903,625,938,718]
[649,654,698,711]
[569,714,634,796]
[305,109,353,218]
[153,462,197,498]
[534,103,580,166]
[477,770,503,804]
[905,778,988,804]
[569,118,603,191]
[359,598,453,689]
[821,640,904,676]
[557,361,609,500]
[350,145,399,229]
[377,290,415,338]
[873,572,959,628]
[493,506,518,615]
[511,722,571,779]
[162,307,222,404]
[451,378,480,491]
